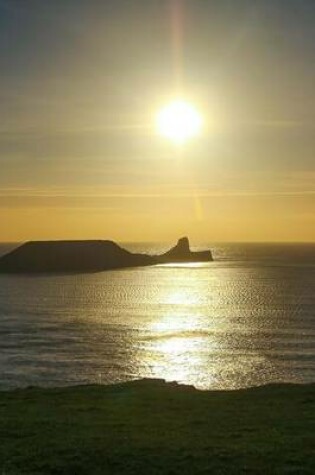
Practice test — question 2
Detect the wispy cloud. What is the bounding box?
[0,186,314,206]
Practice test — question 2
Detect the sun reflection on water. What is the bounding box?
[144,331,208,385]
[127,264,279,390]
[135,270,220,387]
[163,288,200,306]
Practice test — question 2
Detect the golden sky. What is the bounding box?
[0,0,314,242]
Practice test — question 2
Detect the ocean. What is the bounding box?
[0,242,314,390]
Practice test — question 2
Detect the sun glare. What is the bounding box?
[156,100,202,144]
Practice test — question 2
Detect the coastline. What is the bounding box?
[1,379,314,474]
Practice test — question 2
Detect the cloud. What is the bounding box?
[0,185,314,210]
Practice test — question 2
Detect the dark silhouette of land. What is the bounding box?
[0,379,314,474]
[0,236,212,273]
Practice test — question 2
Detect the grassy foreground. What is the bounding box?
[0,379,314,474]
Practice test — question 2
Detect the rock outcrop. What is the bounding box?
[160,237,212,263]
[0,237,213,273]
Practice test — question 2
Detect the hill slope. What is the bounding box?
[0,379,314,474]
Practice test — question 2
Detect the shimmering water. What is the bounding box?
[0,242,314,390]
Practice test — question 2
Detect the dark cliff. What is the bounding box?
[160,237,212,263]
[0,237,213,273]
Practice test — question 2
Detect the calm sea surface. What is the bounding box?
[0,242,314,390]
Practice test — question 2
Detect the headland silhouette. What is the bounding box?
[0,237,213,273]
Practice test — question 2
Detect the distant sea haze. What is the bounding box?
[0,242,314,390]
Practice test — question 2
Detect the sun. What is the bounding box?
[156,100,202,144]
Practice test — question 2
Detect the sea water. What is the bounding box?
[0,242,314,390]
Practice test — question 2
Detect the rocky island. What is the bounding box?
[0,236,212,273]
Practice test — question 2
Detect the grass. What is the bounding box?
[0,379,314,474]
